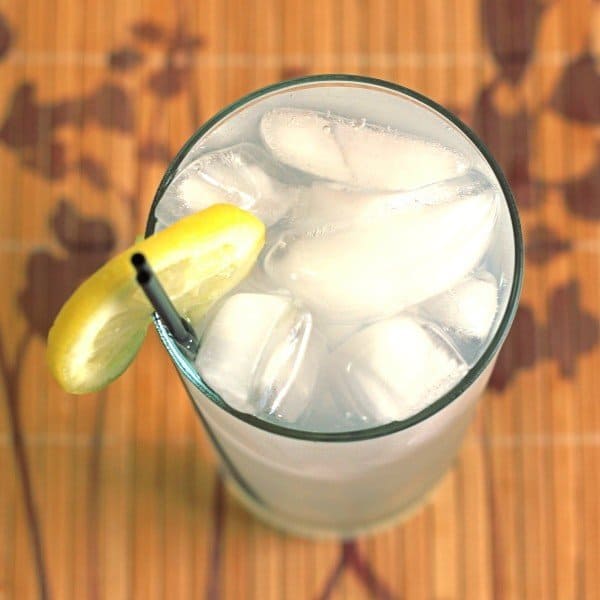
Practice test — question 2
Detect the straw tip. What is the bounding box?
[131,252,146,269]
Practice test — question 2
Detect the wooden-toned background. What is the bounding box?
[1,0,599,598]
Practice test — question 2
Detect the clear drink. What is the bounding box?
[147,76,523,537]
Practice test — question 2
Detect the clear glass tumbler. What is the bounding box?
[145,75,524,538]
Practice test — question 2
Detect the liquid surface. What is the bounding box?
[153,82,515,432]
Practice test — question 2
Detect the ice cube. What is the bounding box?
[294,377,366,432]
[283,169,492,233]
[260,108,466,190]
[329,316,468,423]
[253,319,326,423]
[260,108,352,183]
[420,272,498,340]
[336,119,468,191]
[195,293,323,422]
[282,182,409,232]
[155,143,293,227]
[263,173,499,323]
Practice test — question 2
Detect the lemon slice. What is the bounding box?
[47,204,265,394]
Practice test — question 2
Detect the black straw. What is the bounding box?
[131,252,199,356]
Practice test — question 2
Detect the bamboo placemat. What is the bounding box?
[1,0,599,598]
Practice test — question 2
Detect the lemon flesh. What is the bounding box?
[47,204,266,394]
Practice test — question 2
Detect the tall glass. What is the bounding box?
[145,76,523,538]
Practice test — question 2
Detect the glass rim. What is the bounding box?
[145,73,524,443]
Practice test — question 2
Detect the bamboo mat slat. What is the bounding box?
[1,0,599,598]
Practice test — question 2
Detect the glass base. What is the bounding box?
[221,468,447,539]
